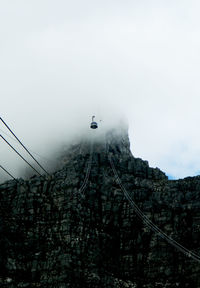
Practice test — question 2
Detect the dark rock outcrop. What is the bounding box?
[0,127,200,287]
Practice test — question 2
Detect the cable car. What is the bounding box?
[90,116,98,129]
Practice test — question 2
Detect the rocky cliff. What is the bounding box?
[0,127,200,288]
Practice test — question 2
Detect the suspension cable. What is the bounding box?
[0,134,43,177]
[0,128,54,164]
[108,152,200,263]
[0,117,50,175]
[78,140,93,196]
[0,165,17,181]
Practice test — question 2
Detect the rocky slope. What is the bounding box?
[0,127,200,287]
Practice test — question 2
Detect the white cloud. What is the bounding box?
[1,0,200,181]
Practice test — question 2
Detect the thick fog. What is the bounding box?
[1,0,200,182]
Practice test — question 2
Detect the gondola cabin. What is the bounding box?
[90,116,98,129]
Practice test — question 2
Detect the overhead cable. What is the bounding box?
[108,152,200,263]
[78,140,93,196]
[0,117,50,175]
[0,134,42,177]
[0,165,17,181]
[0,128,53,164]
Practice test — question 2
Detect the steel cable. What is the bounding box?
[108,152,200,263]
[0,165,17,181]
[0,134,43,177]
[0,117,49,175]
[0,128,54,164]
[78,140,93,196]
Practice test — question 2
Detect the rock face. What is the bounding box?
[0,127,200,287]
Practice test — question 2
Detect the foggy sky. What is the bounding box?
[1,0,200,182]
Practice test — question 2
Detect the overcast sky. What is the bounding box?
[1,0,200,182]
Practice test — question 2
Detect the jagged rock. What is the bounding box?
[0,127,200,287]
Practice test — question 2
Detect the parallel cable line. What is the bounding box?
[0,128,54,164]
[108,151,200,263]
[0,134,42,177]
[0,117,49,175]
[0,165,17,181]
[78,140,93,196]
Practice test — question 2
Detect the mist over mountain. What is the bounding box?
[2,0,200,179]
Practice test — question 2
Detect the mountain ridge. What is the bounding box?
[0,127,200,287]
